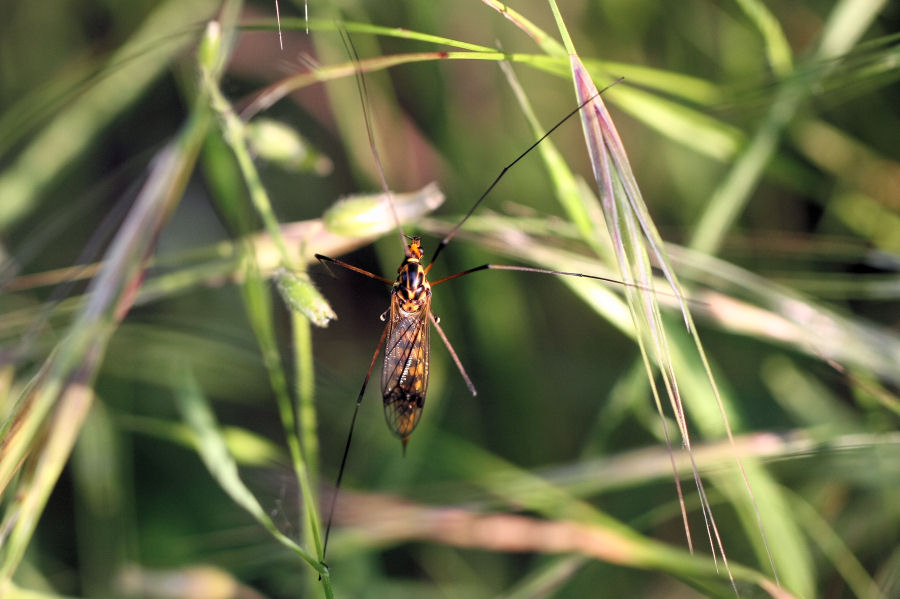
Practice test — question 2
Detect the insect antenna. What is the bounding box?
[429,260,696,305]
[321,28,414,562]
[425,78,623,271]
[419,76,695,300]
[337,28,407,254]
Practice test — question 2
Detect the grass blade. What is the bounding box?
[0,57,212,591]
[690,0,888,254]
[0,0,220,232]
[173,368,327,580]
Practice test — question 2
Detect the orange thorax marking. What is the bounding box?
[395,238,431,312]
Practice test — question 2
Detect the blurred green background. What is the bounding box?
[1,1,899,597]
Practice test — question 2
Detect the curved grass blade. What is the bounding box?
[0,0,221,232]
[0,43,213,590]
[689,0,888,254]
[520,0,793,592]
[174,368,330,587]
[205,48,329,572]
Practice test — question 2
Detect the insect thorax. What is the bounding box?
[394,239,432,313]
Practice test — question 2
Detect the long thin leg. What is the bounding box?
[337,29,407,253]
[431,264,700,307]
[430,263,636,289]
[322,322,390,559]
[429,312,477,397]
[315,253,394,285]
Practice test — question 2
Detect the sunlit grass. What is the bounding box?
[1,1,897,598]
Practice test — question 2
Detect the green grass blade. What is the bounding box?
[732,0,794,77]
[4,2,893,596]
[546,0,786,591]
[0,0,221,232]
[0,385,95,587]
[293,308,323,556]
[202,15,332,568]
[690,0,887,254]
[0,186,444,348]
[203,52,298,271]
[0,67,211,591]
[174,368,326,576]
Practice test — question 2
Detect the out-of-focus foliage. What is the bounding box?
[1,1,898,598]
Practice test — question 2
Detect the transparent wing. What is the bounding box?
[381,295,430,440]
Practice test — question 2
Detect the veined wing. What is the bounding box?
[382,294,430,440]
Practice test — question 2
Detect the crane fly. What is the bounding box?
[379,236,431,444]
[316,31,651,559]
[314,96,647,557]
[315,222,635,450]
[317,235,452,450]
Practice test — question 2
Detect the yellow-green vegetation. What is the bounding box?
[1,1,897,598]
